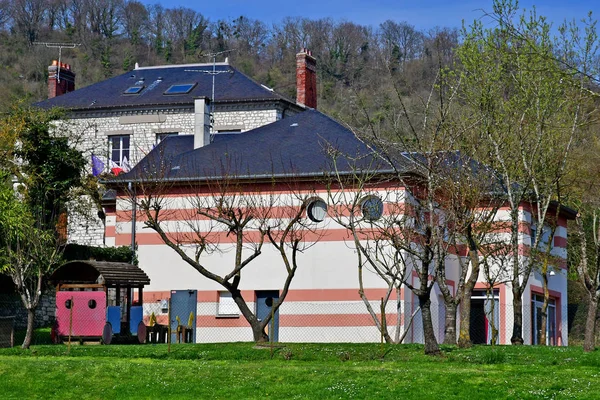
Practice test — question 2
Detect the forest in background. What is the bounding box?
[0,0,457,123]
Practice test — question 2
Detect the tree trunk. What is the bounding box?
[583,297,598,352]
[489,293,499,345]
[511,291,524,345]
[540,274,550,346]
[443,302,457,345]
[22,309,35,349]
[229,287,269,343]
[457,296,472,348]
[457,242,480,348]
[251,323,269,343]
[419,295,440,355]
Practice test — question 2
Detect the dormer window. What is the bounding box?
[124,86,144,95]
[164,83,196,95]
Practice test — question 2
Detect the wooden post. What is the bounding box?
[126,287,132,333]
[115,285,121,306]
[68,296,73,354]
[167,297,171,353]
[270,305,275,358]
[380,298,385,357]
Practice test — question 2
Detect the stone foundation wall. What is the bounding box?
[0,293,56,330]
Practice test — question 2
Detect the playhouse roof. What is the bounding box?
[50,260,150,287]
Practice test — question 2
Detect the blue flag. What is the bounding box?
[91,154,105,177]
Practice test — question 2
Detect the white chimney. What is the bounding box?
[194,97,211,149]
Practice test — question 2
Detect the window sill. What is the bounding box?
[216,314,240,319]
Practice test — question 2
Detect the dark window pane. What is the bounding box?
[164,83,196,95]
[123,86,144,94]
[111,136,121,150]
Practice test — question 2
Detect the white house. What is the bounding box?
[37,50,571,346]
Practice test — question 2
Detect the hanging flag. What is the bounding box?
[121,156,132,173]
[109,160,123,176]
[91,154,105,177]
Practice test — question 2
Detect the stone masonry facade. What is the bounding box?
[64,102,292,246]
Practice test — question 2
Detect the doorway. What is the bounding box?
[256,290,279,342]
[470,290,499,344]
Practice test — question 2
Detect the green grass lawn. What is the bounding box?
[1,339,599,399]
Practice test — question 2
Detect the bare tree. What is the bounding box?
[9,0,47,44]
[324,160,419,345]
[433,157,504,345]
[131,160,321,343]
[572,206,600,351]
[120,0,148,45]
[379,20,424,67]
[163,7,207,61]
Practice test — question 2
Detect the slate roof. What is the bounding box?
[35,63,298,111]
[111,109,394,183]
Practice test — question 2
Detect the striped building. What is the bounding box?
[37,49,572,346]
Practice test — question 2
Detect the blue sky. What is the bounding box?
[139,0,599,30]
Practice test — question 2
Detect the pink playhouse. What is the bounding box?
[49,260,150,344]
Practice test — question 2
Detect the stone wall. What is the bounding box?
[63,102,288,245]
[0,292,56,330]
[67,195,105,246]
[62,103,284,168]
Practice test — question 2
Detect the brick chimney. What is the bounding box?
[48,60,76,99]
[296,48,317,109]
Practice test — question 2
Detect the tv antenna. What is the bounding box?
[34,42,81,82]
[186,49,236,140]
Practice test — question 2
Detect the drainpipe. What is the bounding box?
[128,181,136,264]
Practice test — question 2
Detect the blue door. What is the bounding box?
[256,290,279,342]
[170,290,197,343]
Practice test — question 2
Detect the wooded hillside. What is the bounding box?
[0,0,457,122]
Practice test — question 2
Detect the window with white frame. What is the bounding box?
[110,135,130,166]
[531,294,556,345]
[217,291,239,317]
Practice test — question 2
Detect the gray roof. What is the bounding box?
[112,109,392,183]
[50,260,150,287]
[102,110,578,220]
[35,63,298,111]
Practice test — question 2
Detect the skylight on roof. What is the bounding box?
[124,86,144,95]
[164,83,196,95]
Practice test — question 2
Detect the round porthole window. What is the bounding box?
[65,299,72,309]
[361,195,384,221]
[307,198,328,222]
[88,299,97,309]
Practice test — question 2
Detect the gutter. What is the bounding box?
[102,168,398,186]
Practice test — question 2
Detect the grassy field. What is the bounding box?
[1,337,600,399]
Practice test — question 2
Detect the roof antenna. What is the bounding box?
[186,50,236,142]
[34,42,81,83]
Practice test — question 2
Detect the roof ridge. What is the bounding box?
[134,62,229,70]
